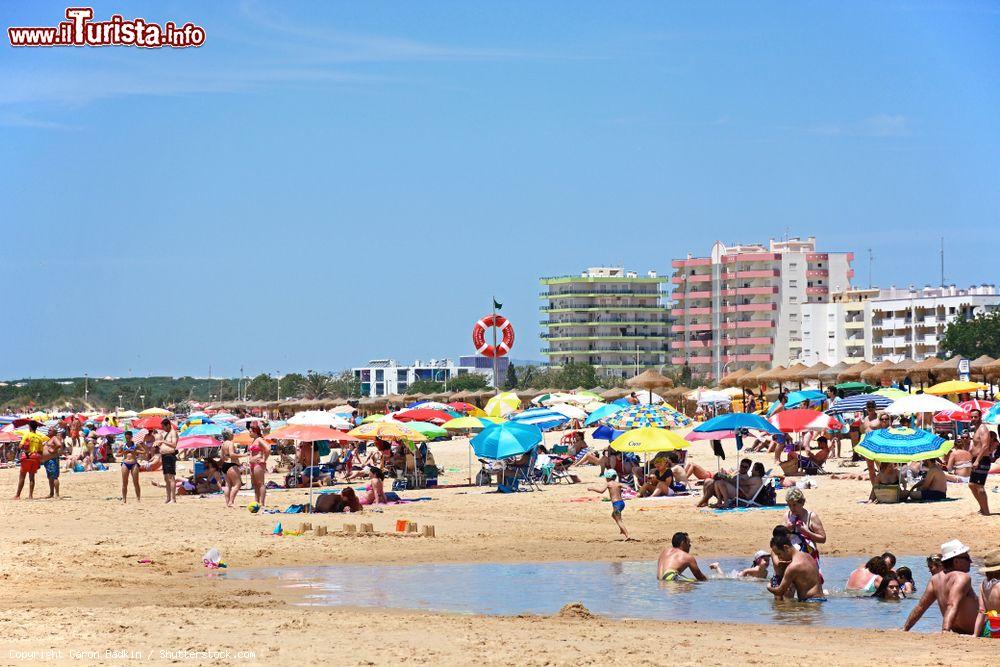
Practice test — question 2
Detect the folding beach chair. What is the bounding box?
[509,448,541,492]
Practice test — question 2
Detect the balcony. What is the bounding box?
[673,307,711,316]
[670,340,711,349]
[540,289,663,299]
[734,353,773,362]
[671,356,712,365]
[721,336,773,346]
[722,269,781,279]
[671,323,712,332]
[671,274,712,284]
[671,257,712,268]
[721,253,780,263]
[672,290,712,300]
[806,286,829,295]
[736,319,776,328]
[844,320,865,329]
[541,333,668,340]
[806,253,829,261]
[736,303,777,312]
[540,305,669,314]
[806,270,828,278]
[735,286,778,296]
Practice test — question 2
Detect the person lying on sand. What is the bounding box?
[657,532,706,582]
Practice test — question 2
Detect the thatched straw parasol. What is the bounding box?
[908,356,942,384]
[626,369,674,390]
[794,362,829,383]
[984,357,1000,381]
[819,361,849,385]
[775,364,808,386]
[881,358,916,383]
[600,388,631,401]
[719,367,748,388]
[933,356,959,381]
[737,365,768,388]
[756,365,787,386]
[860,360,894,383]
[970,355,996,380]
[837,360,872,382]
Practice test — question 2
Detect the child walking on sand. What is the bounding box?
[589,470,632,541]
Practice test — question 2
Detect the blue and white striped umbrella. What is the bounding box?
[827,394,892,414]
[509,408,569,431]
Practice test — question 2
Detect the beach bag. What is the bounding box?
[757,483,777,506]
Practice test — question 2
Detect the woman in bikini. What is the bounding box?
[846,556,889,595]
[219,430,244,508]
[120,431,141,503]
[247,423,269,507]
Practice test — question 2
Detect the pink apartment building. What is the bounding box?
[670,237,854,380]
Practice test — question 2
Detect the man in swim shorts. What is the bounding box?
[42,427,63,498]
[656,532,707,582]
[767,534,825,601]
[588,470,631,540]
[968,409,995,515]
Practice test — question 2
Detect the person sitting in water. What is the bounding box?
[313,486,363,513]
[974,548,1000,639]
[905,539,979,634]
[906,458,947,502]
[874,575,903,601]
[926,554,944,576]
[656,532,707,582]
[895,566,916,596]
[767,534,825,602]
[846,556,890,595]
[712,550,771,579]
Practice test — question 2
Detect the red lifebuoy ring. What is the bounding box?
[472,315,515,358]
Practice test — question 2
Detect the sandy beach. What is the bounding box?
[2,431,997,666]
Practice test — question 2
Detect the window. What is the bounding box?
[790,296,798,303]
[397,370,407,382]
[374,369,384,381]
[790,280,798,288]
[828,332,835,338]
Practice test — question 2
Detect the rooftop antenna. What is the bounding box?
[940,237,945,286]
[867,248,873,289]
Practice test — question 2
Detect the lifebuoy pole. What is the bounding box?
[492,297,499,395]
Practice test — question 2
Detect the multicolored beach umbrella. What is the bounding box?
[606,404,692,430]
[855,427,953,463]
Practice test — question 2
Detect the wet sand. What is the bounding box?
[2,431,996,665]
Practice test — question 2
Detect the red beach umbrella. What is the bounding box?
[769,409,842,433]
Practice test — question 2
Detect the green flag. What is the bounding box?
[493,297,502,311]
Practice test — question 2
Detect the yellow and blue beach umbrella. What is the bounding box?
[606,404,692,430]
[855,427,953,463]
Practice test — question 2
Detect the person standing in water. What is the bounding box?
[767,534,825,602]
[158,419,179,504]
[588,470,631,541]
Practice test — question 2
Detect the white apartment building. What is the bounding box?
[352,357,506,397]
[539,267,669,378]
[799,284,1000,364]
[671,237,854,379]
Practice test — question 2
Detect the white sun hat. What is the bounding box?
[940,539,970,562]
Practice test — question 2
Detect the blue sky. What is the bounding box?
[2,1,998,378]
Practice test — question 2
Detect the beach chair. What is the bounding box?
[509,449,541,492]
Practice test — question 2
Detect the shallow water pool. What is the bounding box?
[227,556,984,633]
